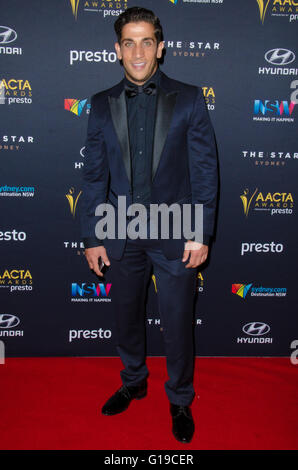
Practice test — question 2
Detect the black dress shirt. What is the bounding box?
[124,67,160,208]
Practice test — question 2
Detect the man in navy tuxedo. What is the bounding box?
[81,6,218,443]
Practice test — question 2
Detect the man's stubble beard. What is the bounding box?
[124,61,158,85]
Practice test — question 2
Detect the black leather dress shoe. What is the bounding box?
[101,381,147,415]
[170,403,195,443]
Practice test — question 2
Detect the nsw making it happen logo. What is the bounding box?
[71,282,112,302]
[253,97,295,122]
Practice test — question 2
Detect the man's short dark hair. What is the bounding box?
[114,6,163,44]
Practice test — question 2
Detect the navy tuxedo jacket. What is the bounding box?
[81,70,218,260]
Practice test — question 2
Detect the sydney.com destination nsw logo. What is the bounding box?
[232,283,287,298]
[64,98,90,116]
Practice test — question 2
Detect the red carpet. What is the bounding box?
[0,357,297,450]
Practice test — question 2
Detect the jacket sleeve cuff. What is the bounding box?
[187,234,211,246]
[202,234,211,246]
[82,237,104,249]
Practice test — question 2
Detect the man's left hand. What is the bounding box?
[182,241,209,268]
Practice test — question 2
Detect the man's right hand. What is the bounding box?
[84,246,111,277]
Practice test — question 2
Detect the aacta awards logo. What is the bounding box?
[240,188,294,216]
[0,79,32,105]
[69,0,128,20]
[66,187,82,218]
[256,0,298,23]
[196,272,204,293]
[256,0,271,23]
[202,86,216,111]
[69,0,80,19]
[0,269,33,293]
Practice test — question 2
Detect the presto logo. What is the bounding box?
[241,242,284,255]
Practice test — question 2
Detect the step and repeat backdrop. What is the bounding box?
[1,0,297,357]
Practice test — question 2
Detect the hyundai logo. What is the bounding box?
[265,48,295,66]
[80,146,85,158]
[242,322,270,336]
[0,26,17,44]
[0,314,20,328]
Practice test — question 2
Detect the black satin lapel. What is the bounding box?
[152,90,178,182]
[108,91,131,185]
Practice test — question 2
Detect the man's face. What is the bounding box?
[115,21,164,85]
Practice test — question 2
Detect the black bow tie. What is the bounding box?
[125,82,157,98]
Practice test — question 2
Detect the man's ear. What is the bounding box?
[115,42,122,60]
[157,41,165,59]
